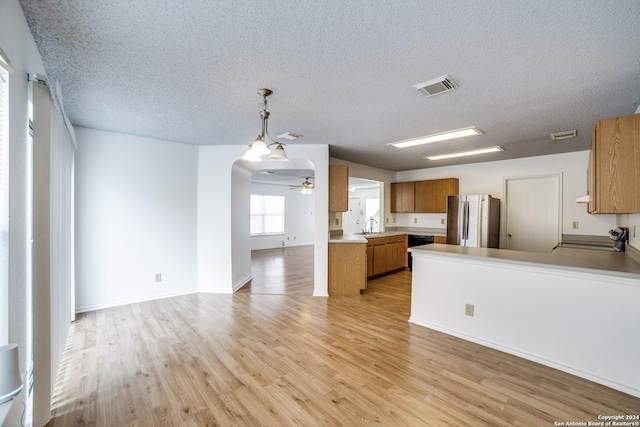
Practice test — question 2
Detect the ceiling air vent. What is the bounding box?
[414,75,458,97]
[550,130,577,140]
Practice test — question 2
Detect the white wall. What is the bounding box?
[75,127,199,312]
[0,1,49,425]
[250,182,315,250]
[396,151,617,237]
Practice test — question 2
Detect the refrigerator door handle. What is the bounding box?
[464,200,470,241]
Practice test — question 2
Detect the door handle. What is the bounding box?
[508,233,512,238]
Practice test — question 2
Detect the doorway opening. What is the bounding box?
[239,168,315,295]
[342,178,382,234]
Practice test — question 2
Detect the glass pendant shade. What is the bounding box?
[249,137,271,156]
[301,187,312,195]
[241,136,271,161]
[268,143,288,161]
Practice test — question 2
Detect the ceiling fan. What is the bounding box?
[289,177,315,194]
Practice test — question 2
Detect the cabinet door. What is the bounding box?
[386,242,398,272]
[587,138,596,214]
[414,180,435,212]
[401,182,415,212]
[329,165,349,212]
[391,182,415,212]
[592,114,640,213]
[390,183,400,213]
[434,236,446,244]
[433,179,459,213]
[396,236,408,268]
[372,244,387,276]
[415,179,459,213]
[366,244,373,278]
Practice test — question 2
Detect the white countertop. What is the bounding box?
[410,243,640,279]
[328,233,368,243]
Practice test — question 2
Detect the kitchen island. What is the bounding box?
[409,244,640,398]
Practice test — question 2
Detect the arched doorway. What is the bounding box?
[230,156,328,295]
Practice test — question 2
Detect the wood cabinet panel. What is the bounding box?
[372,244,388,276]
[367,234,408,278]
[396,235,408,269]
[589,114,640,213]
[328,242,366,295]
[415,178,459,213]
[390,182,415,213]
[329,164,349,212]
[434,236,447,244]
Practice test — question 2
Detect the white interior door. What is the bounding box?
[505,175,561,253]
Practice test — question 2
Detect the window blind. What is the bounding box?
[0,49,11,345]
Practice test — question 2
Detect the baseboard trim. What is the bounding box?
[233,274,252,293]
[76,289,199,314]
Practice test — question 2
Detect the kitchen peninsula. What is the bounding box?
[328,231,409,295]
[409,243,640,398]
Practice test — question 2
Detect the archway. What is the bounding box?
[230,156,328,295]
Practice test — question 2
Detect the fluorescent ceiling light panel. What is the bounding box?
[426,146,504,161]
[389,126,483,148]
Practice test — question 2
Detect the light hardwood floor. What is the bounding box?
[47,258,639,426]
[237,245,314,295]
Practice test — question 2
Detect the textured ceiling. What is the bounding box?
[18,0,640,171]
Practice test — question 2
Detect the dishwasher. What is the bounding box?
[408,235,434,271]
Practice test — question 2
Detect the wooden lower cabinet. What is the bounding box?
[367,234,408,279]
[434,236,446,244]
[329,242,367,295]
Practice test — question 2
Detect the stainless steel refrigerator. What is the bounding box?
[446,195,500,248]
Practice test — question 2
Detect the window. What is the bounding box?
[0,48,11,345]
[250,194,285,235]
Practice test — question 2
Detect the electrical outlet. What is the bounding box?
[155,273,162,283]
[393,217,396,223]
[335,218,339,225]
[441,218,445,225]
[572,221,579,229]
[386,218,389,223]
[465,304,474,317]
[414,218,418,224]
[294,236,296,240]
[287,236,290,240]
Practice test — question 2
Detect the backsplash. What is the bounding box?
[391,213,447,229]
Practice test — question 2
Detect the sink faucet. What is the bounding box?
[365,218,377,234]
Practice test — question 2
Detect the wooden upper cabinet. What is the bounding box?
[390,182,415,213]
[414,178,459,213]
[589,113,640,214]
[329,164,349,212]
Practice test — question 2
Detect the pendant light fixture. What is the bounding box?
[241,88,290,162]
